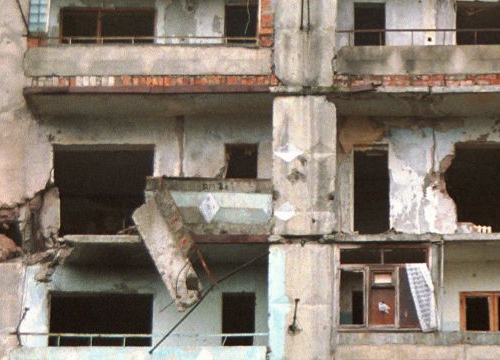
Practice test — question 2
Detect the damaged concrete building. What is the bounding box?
[3,0,500,359]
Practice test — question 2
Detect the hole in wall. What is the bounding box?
[54,145,154,235]
[445,144,500,231]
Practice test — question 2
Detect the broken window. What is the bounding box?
[225,0,258,44]
[457,2,500,45]
[445,145,500,232]
[60,8,155,44]
[461,292,500,331]
[54,145,154,235]
[340,270,365,325]
[225,144,258,179]
[338,246,431,330]
[354,3,385,46]
[222,292,256,345]
[48,293,153,346]
[354,147,389,234]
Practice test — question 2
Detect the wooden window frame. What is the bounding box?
[338,244,429,331]
[460,292,500,332]
[59,7,156,44]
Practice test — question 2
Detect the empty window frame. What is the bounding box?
[354,3,385,46]
[354,147,390,234]
[48,293,153,346]
[338,246,428,329]
[457,2,500,45]
[54,146,154,235]
[225,144,258,179]
[225,0,259,44]
[60,8,155,44]
[460,292,500,331]
[445,145,500,232]
[222,293,256,346]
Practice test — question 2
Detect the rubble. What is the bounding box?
[0,234,21,261]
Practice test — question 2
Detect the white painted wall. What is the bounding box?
[338,116,500,234]
[19,262,268,347]
[336,0,463,47]
[443,243,500,331]
[183,114,272,178]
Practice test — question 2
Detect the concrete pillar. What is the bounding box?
[273,0,336,86]
[0,261,25,360]
[273,96,336,235]
[268,244,334,360]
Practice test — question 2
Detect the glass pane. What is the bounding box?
[466,296,490,331]
[340,270,364,325]
[384,248,427,264]
[340,248,381,264]
[373,272,393,286]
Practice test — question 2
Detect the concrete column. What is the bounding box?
[273,0,336,86]
[0,261,25,360]
[273,96,336,235]
[268,244,334,360]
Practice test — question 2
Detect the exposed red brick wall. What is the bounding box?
[27,74,280,88]
[333,74,500,89]
[259,0,274,47]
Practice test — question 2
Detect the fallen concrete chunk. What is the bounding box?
[133,188,201,311]
[0,234,20,262]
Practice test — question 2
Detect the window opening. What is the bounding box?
[354,3,385,46]
[54,146,154,235]
[225,0,258,44]
[48,293,153,346]
[445,145,500,232]
[457,2,500,45]
[222,293,256,345]
[466,296,490,331]
[339,246,428,329]
[225,144,258,179]
[460,292,500,331]
[354,148,389,234]
[340,270,365,325]
[60,8,155,44]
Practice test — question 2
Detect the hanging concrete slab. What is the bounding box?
[133,187,201,311]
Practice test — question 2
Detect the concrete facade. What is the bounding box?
[3,0,500,359]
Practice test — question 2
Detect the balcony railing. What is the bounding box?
[337,28,500,46]
[18,332,269,347]
[30,35,259,46]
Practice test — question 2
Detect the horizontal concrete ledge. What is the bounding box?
[10,346,268,360]
[24,46,272,77]
[23,84,271,96]
[443,233,500,242]
[336,45,500,75]
[147,177,273,193]
[337,331,500,346]
[194,234,268,244]
[63,235,141,244]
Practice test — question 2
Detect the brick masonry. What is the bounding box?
[27,74,280,88]
[333,74,500,89]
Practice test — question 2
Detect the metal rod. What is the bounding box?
[149,251,269,354]
[14,0,29,34]
[306,0,311,32]
[300,0,304,30]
